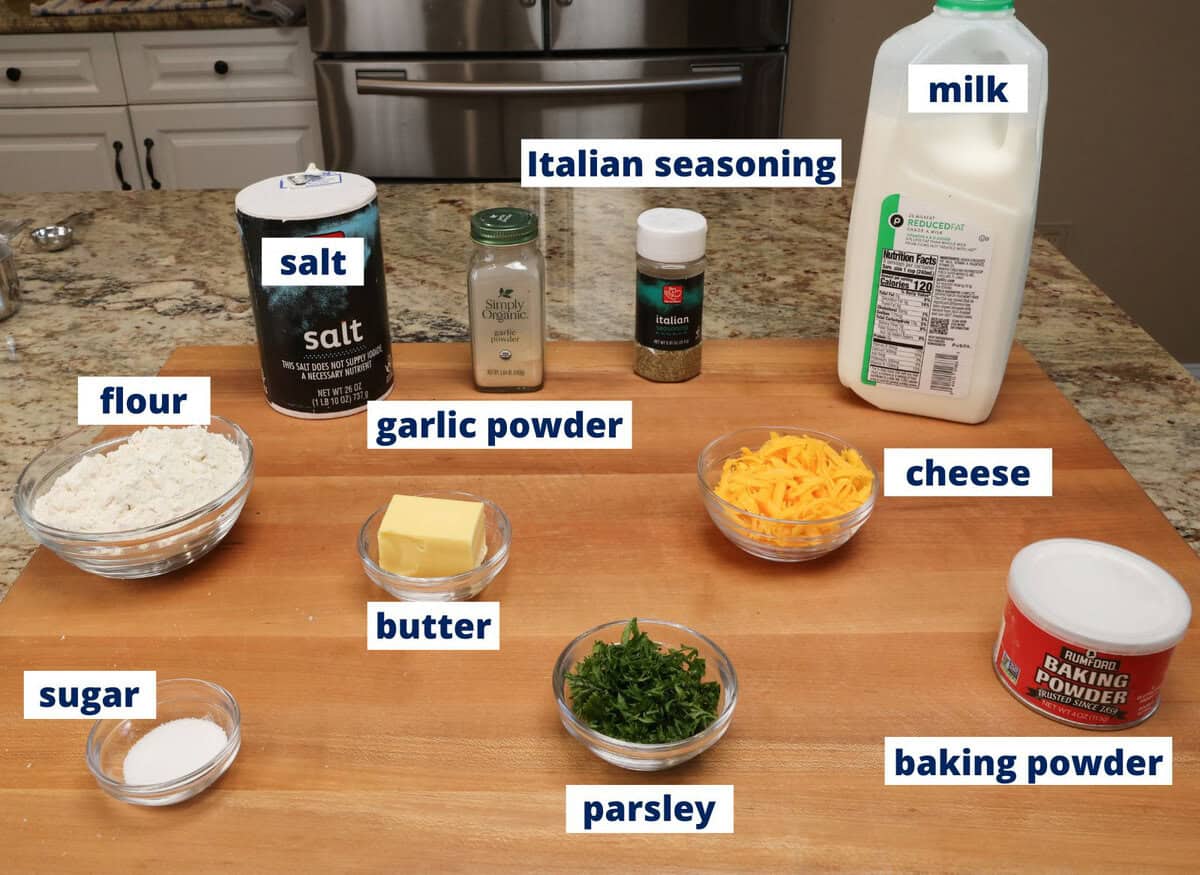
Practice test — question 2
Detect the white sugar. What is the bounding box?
[33,426,244,533]
[122,717,228,786]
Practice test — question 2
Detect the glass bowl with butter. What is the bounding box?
[357,491,511,601]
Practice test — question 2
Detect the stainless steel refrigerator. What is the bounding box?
[309,0,792,179]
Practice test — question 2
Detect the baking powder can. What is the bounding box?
[235,164,393,418]
[994,539,1191,729]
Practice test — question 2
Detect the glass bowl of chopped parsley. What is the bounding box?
[553,618,737,771]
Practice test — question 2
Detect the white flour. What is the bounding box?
[33,426,244,533]
[122,717,229,786]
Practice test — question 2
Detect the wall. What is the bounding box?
[783,0,1200,363]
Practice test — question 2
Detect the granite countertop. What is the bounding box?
[1,0,270,34]
[1,184,1197,597]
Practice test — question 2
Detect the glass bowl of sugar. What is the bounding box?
[86,678,241,806]
[12,416,254,579]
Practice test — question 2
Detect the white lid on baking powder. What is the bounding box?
[235,163,377,222]
[636,208,707,264]
[1008,539,1192,655]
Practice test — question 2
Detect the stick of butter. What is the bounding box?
[377,494,487,578]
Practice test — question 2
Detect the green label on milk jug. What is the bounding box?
[861,193,992,397]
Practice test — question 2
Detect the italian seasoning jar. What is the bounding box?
[634,208,707,382]
[468,207,545,392]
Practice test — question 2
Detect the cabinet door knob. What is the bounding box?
[213,60,229,75]
[5,67,20,83]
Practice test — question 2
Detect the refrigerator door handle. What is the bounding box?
[355,69,743,97]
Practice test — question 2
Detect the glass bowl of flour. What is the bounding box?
[12,416,254,578]
[86,677,241,806]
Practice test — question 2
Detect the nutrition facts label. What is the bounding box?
[869,249,938,389]
[865,196,993,397]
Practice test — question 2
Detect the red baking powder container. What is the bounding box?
[994,539,1191,730]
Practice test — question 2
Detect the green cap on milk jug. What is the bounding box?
[935,0,1015,10]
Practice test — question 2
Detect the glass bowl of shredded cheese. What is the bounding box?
[697,427,877,561]
[12,417,254,579]
[86,678,241,806]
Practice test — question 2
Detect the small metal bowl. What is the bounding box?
[30,225,73,252]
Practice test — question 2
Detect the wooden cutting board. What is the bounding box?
[3,340,1198,872]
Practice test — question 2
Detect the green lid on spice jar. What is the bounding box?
[935,0,1014,10]
[470,207,538,246]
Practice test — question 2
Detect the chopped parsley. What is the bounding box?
[566,618,721,744]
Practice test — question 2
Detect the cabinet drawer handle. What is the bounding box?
[143,137,162,190]
[5,67,20,83]
[214,59,229,76]
[113,140,133,191]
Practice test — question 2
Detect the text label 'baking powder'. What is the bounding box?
[885,737,1171,786]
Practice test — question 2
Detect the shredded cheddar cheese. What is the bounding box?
[713,433,874,541]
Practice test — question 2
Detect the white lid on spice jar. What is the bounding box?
[1007,539,1192,655]
[637,208,707,264]
[235,163,376,222]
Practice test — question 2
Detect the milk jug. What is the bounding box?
[838,0,1048,423]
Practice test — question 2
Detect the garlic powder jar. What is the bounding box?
[467,207,545,392]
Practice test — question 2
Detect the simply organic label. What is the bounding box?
[884,448,1052,497]
[368,602,500,651]
[24,671,156,720]
[885,737,1172,786]
[261,237,365,287]
[368,401,632,449]
[566,785,734,834]
[78,376,210,425]
[908,64,1029,113]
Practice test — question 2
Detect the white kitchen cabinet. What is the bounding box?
[0,106,143,193]
[116,28,316,105]
[0,28,319,193]
[0,33,126,108]
[128,100,322,190]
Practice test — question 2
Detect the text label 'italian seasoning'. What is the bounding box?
[522,139,841,188]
